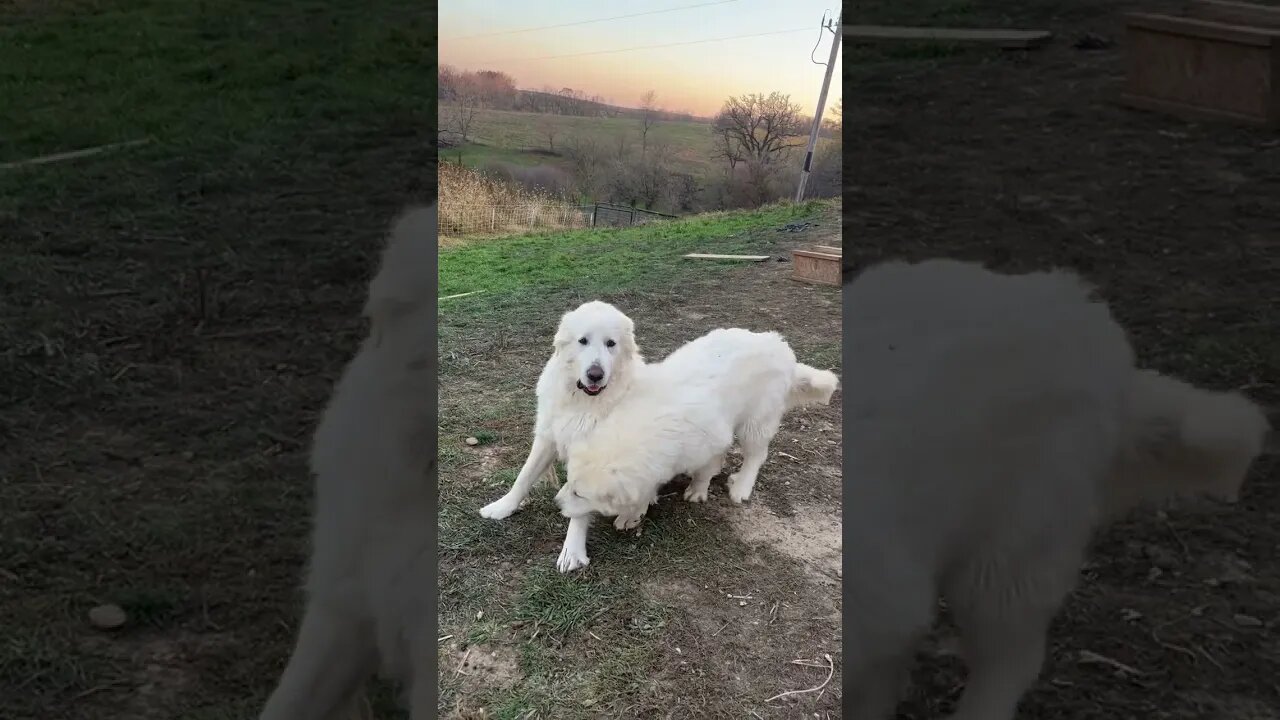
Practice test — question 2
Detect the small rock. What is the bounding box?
[738,600,747,607]
[1073,32,1114,50]
[89,604,127,630]
[1233,613,1263,628]
[464,437,479,446]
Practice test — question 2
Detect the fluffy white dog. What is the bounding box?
[841,259,1269,720]
[554,328,840,571]
[258,207,436,719]
[477,299,645,518]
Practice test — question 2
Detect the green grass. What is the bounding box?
[0,0,431,195]
[0,2,433,719]
[436,199,844,718]
[438,200,828,303]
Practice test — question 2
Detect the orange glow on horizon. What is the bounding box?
[438,1,842,119]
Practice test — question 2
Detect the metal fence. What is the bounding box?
[589,202,677,228]
[438,202,677,237]
[438,203,593,237]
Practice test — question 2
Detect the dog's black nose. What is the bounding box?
[586,366,605,383]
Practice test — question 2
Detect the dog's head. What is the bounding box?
[552,300,638,397]
[556,436,646,518]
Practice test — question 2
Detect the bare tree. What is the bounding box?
[564,136,603,198]
[712,126,744,172]
[633,142,673,209]
[711,92,805,165]
[709,92,805,205]
[638,90,658,155]
[823,98,843,134]
[473,69,518,109]
[537,116,559,153]
[438,64,459,101]
[450,73,483,142]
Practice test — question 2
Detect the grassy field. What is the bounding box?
[439,105,841,183]
[438,201,844,718]
[1,1,432,718]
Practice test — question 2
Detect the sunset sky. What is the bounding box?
[438,0,843,118]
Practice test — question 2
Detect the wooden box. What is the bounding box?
[1121,2,1280,127]
[792,245,842,287]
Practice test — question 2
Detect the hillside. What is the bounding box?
[438,105,842,212]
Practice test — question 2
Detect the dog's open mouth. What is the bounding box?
[577,380,605,396]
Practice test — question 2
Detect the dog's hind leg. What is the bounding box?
[944,563,1073,720]
[844,551,935,719]
[480,432,555,519]
[727,422,778,503]
[683,453,724,503]
[259,601,377,720]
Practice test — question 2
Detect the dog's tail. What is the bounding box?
[1105,369,1269,514]
[363,205,436,341]
[787,363,840,410]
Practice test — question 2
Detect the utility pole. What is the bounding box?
[795,10,841,202]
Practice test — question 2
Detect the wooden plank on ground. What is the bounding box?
[439,290,485,301]
[0,138,151,170]
[683,253,770,261]
[843,25,1053,49]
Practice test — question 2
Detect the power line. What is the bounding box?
[442,0,740,42]
[491,27,812,63]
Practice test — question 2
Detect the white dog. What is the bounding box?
[258,207,436,719]
[841,259,1269,720]
[478,299,654,574]
[554,328,840,571]
[478,299,645,525]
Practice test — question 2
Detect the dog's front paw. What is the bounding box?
[727,473,753,504]
[614,514,642,531]
[556,544,590,573]
[683,485,709,503]
[479,496,519,520]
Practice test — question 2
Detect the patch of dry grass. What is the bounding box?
[438,162,587,239]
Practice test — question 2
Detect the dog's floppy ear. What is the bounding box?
[551,311,577,354]
[618,314,638,356]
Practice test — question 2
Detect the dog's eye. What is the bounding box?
[605,339,616,348]
[572,490,584,499]
[578,337,588,345]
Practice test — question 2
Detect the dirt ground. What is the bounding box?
[844,0,1279,717]
[436,213,844,719]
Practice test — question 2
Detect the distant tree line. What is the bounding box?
[438,66,699,121]
[437,66,841,214]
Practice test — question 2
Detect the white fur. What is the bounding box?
[554,328,840,569]
[841,259,1269,719]
[476,301,642,508]
[477,299,647,572]
[258,207,437,720]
